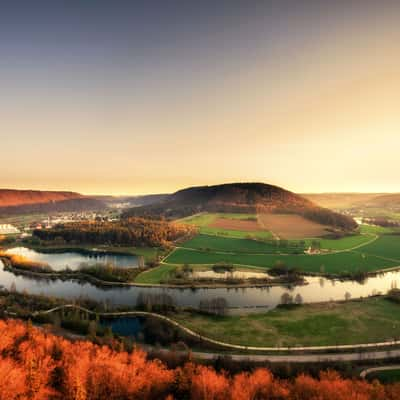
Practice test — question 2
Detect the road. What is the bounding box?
[155,348,400,364]
[34,305,400,359]
[360,365,400,379]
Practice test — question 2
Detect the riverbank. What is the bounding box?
[2,259,306,289]
[171,297,400,348]
[4,289,400,354]
[7,242,161,262]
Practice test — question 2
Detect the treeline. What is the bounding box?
[273,207,357,231]
[364,217,400,228]
[302,207,357,231]
[33,217,197,248]
[123,203,202,220]
[1,319,400,399]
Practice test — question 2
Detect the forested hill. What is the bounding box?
[0,189,105,215]
[123,182,357,231]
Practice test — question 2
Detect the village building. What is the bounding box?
[0,224,20,235]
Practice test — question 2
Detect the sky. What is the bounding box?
[1,0,399,195]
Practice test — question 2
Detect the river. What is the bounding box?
[1,249,399,313]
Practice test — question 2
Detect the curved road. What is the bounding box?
[360,365,400,379]
[190,349,400,363]
[34,304,400,363]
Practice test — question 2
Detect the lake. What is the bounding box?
[5,247,138,271]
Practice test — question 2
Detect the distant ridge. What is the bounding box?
[123,182,357,231]
[0,189,105,215]
[304,193,400,210]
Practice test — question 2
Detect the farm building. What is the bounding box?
[0,224,20,235]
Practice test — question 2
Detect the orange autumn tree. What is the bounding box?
[1,318,400,399]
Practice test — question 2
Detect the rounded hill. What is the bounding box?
[124,182,357,231]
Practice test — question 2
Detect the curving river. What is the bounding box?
[1,250,400,313]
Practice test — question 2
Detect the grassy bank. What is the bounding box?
[173,297,400,347]
[134,263,177,284]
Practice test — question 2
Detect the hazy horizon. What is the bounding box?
[0,182,398,197]
[1,1,399,195]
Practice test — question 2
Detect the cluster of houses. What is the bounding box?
[0,224,20,235]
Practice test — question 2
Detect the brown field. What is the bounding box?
[209,218,263,231]
[258,213,330,239]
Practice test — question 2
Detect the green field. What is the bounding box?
[307,234,374,251]
[173,298,400,347]
[179,213,258,225]
[358,235,400,262]
[367,369,400,383]
[183,233,374,254]
[178,213,273,239]
[181,234,304,254]
[360,224,399,235]
[166,247,398,274]
[164,221,400,274]
[134,263,176,284]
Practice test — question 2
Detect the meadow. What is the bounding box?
[179,213,273,239]
[165,247,398,274]
[358,234,400,262]
[134,263,176,284]
[173,297,400,347]
[181,234,305,254]
[168,213,400,275]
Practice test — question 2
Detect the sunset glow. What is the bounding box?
[1,1,399,195]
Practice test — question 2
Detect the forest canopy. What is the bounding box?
[0,318,399,400]
[33,217,197,248]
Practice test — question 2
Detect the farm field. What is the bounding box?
[165,247,398,274]
[357,235,400,261]
[258,213,330,239]
[360,224,399,235]
[178,213,273,239]
[173,297,400,347]
[306,234,374,251]
[164,220,400,275]
[134,263,176,284]
[209,217,262,231]
[183,233,374,254]
[181,234,305,254]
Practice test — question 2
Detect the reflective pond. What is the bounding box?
[5,247,138,271]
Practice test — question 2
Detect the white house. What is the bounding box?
[0,224,21,235]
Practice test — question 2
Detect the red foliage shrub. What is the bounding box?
[0,319,400,399]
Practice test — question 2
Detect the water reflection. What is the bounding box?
[1,258,400,312]
[5,247,138,271]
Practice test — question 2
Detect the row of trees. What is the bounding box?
[0,318,400,399]
[302,207,358,231]
[33,217,197,248]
